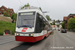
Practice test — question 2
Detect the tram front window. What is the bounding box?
[17,12,35,28]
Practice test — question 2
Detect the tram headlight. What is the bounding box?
[16,33,19,36]
[30,34,33,36]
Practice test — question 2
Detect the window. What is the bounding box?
[70,17,73,18]
[0,11,1,13]
[17,12,35,27]
[1,8,4,10]
[8,10,10,12]
[11,10,12,11]
[3,11,6,13]
[70,16,74,18]
[35,13,43,33]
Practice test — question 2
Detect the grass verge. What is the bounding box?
[0,21,15,35]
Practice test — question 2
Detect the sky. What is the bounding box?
[0,0,75,20]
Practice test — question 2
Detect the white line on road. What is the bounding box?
[53,32,54,50]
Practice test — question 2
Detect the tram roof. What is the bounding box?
[17,6,48,21]
[18,9,40,13]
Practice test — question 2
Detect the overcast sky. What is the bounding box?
[0,0,75,20]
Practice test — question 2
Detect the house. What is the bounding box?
[55,20,63,25]
[63,16,68,29]
[63,14,75,29]
[52,25,56,30]
[48,20,53,24]
[0,6,14,17]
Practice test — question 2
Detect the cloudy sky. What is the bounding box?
[0,0,75,20]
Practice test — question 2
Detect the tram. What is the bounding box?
[15,7,52,42]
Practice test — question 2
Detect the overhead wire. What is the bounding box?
[36,0,41,8]
[18,0,24,5]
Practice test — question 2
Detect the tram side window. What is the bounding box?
[38,15,46,30]
[47,23,51,31]
[49,24,52,30]
[42,18,51,31]
[38,16,42,27]
[43,21,50,31]
[35,13,43,33]
[42,17,47,29]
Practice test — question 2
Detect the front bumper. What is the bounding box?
[15,36,43,42]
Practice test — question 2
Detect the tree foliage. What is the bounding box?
[52,22,55,25]
[3,11,9,17]
[57,25,59,27]
[61,22,65,29]
[57,20,60,23]
[46,15,51,20]
[67,18,75,31]
[22,3,30,9]
[50,23,52,25]
[0,21,15,35]
[51,20,55,25]
[39,7,42,11]
[11,13,17,21]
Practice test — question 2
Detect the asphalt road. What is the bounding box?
[28,30,75,50]
[0,30,75,50]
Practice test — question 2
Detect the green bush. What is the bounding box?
[73,28,75,31]
[67,18,75,31]
[3,11,9,17]
[0,21,15,35]
[0,30,4,35]
[57,25,59,27]
[11,13,17,21]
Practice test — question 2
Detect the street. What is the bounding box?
[0,30,75,50]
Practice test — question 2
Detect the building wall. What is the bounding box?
[0,6,14,17]
[64,14,75,29]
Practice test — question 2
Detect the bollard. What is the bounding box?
[6,32,7,35]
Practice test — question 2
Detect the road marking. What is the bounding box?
[67,35,70,37]
[53,32,54,50]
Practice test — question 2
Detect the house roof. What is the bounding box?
[63,17,68,20]
[0,6,7,9]
[52,25,55,27]
[68,14,75,18]
[73,16,75,18]
[0,6,14,12]
[68,14,75,16]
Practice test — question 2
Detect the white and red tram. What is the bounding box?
[15,7,52,42]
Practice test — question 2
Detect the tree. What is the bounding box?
[61,22,65,29]
[67,18,75,31]
[39,7,42,11]
[11,13,17,21]
[3,11,9,17]
[22,3,30,9]
[53,20,55,22]
[57,25,59,27]
[52,20,55,25]
[46,15,51,20]
[57,19,60,23]
[22,3,42,11]
[52,22,55,25]
[50,23,52,25]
